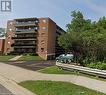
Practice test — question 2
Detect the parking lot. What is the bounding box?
[5,60,55,71]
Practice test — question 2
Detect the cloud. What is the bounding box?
[85,0,106,16]
[0,0,106,29]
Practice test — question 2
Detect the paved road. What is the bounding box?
[0,84,14,95]
[0,62,106,94]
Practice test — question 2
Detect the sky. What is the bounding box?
[0,0,106,30]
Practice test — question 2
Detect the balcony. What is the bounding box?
[15,28,38,33]
[14,46,36,49]
[15,31,36,34]
[13,38,36,41]
[12,48,36,53]
[12,35,37,39]
[15,22,37,27]
[12,43,36,46]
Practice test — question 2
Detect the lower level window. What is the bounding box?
[41,48,44,52]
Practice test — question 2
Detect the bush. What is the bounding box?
[86,62,106,70]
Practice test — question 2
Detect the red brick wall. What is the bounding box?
[37,18,56,60]
[0,39,5,54]
[4,20,15,54]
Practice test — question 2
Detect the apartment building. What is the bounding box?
[4,17,65,60]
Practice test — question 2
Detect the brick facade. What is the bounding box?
[4,17,65,60]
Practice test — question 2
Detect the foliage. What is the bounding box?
[66,11,91,32]
[58,10,106,64]
[0,55,15,61]
[86,62,106,70]
[39,66,74,74]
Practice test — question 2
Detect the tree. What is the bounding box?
[58,10,106,64]
[66,11,91,32]
[58,32,79,52]
[96,16,106,32]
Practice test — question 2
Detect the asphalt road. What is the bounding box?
[0,84,14,95]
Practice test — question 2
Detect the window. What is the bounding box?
[8,35,11,39]
[9,28,12,32]
[29,27,31,30]
[14,35,17,37]
[41,40,45,44]
[41,33,45,35]
[42,19,46,24]
[34,27,38,30]
[9,22,13,25]
[42,27,46,31]
[41,43,44,45]
[35,20,38,23]
[8,41,10,44]
[41,40,44,42]
[41,48,44,52]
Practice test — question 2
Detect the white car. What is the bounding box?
[56,53,74,63]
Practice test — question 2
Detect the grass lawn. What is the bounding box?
[19,80,105,95]
[18,55,44,61]
[39,66,75,74]
[0,55,15,61]
[39,66,106,82]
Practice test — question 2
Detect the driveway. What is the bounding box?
[5,60,55,71]
[0,62,106,94]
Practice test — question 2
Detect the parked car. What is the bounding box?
[56,53,74,63]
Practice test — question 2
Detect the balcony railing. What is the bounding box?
[14,46,36,48]
[15,28,37,32]
[14,38,36,41]
[12,35,37,39]
[11,43,36,46]
[15,22,37,27]
[15,31,36,34]
[12,48,36,53]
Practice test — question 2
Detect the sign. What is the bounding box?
[1,0,11,12]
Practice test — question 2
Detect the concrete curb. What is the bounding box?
[0,74,36,95]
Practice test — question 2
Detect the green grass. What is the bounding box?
[18,55,44,61]
[39,66,75,74]
[39,66,106,82]
[0,55,15,61]
[19,80,105,95]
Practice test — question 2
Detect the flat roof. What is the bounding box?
[15,17,37,21]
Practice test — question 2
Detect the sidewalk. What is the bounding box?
[9,55,22,61]
[0,84,13,95]
[0,72,35,95]
[0,62,106,94]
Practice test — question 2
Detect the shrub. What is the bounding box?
[86,62,106,70]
